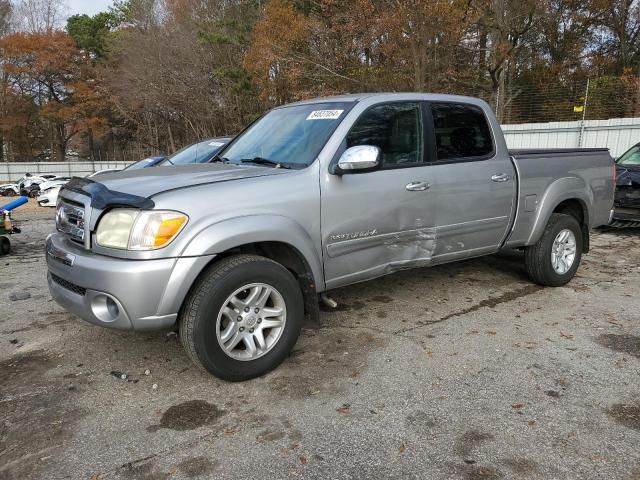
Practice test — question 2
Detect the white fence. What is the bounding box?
[0,161,133,182]
[502,117,640,158]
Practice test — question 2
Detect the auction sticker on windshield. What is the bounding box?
[307,110,344,120]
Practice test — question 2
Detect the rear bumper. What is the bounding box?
[46,233,215,331]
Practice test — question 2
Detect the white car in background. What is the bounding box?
[0,183,20,196]
[37,177,71,207]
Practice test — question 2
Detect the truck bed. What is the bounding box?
[509,148,609,157]
[504,147,614,248]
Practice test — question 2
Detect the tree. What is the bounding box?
[0,0,11,36]
[380,0,470,92]
[591,0,640,74]
[245,0,312,104]
[0,31,107,160]
[0,0,12,162]
[468,0,543,117]
[103,0,261,158]
[13,0,67,33]
[67,12,118,61]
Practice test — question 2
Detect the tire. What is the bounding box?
[0,237,10,255]
[525,213,583,287]
[179,254,304,381]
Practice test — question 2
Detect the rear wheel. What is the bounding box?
[179,254,304,381]
[525,213,583,287]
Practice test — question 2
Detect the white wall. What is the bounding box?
[0,161,133,182]
[502,117,640,158]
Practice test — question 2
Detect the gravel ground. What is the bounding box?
[1,200,639,480]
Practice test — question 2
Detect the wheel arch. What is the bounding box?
[175,216,323,325]
[526,177,592,252]
[180,215,324,290]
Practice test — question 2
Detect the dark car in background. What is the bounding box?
[112,137,231,173]
[158,137,232,166]
[612,142,640,227]
[123,156,167,171]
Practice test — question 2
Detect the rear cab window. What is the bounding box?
[430,103,494,162]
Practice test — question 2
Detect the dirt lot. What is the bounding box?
[1,199,639,479]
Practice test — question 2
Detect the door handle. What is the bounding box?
[406,181,430,192]
[491,173,511,182]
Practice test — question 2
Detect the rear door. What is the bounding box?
[427,102,516,260]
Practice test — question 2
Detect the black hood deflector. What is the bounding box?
[63,177,155,210]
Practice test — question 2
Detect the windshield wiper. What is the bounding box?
[239,157,291,169]
[210,155,230,164]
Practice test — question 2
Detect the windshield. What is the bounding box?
[221,102,354,168]
[160,139,229,166]
[618,144,640,167]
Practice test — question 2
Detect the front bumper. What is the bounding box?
[46,233,215,331]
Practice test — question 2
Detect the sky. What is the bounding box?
[66,0,113,17]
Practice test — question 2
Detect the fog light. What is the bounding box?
[91,294,120,323]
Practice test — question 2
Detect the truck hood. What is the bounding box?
[94,163,291,197]
[62,163,292,210]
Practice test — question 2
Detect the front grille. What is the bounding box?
[56,200,86,244]
[51,273,87,296]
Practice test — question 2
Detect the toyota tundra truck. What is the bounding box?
[47,93,615,381]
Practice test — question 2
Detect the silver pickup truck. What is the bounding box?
[47,93,615,380]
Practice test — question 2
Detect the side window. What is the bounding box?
[431,103,493,161]
[346,102,423,168]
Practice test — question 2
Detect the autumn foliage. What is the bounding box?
[0,31,106,160]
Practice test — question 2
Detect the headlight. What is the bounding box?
[96,209,188,250]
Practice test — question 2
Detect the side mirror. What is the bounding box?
[333,145,381,174]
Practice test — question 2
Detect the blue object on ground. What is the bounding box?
[0,196,29,213]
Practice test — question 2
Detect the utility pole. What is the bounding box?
[578,78,590,148]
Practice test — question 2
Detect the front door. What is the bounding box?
[320,101,438,289]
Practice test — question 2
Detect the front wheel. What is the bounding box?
[525,213,583,287]
[179,254,304,381]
